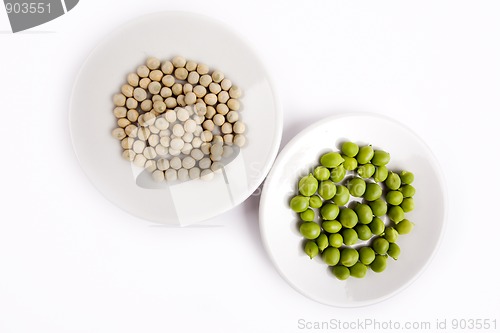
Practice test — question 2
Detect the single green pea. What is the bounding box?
[320,203,340,220]
[369,217,385,235]
[387,205,405,223]
[356,145,374,164]
[387,243,401,260]
[395,219,414,234]
[384,227,399,243]
[298,174,318,197]
[330,165,346,183]
[400,198,415,212]
[342,228,358,246]
[355,224,372,241]
[386,191,404,205]
[313,166,330,181]
[357,164,375,179]
[320,152,344,168]
[359,246,376,265]
[347,177,366,197]
[373,165,389,182]
[318,180,337,200]
[370,255,388,273]
[371,150,390,166]
[349,262,368,278]
[343,156,358,171]
[340,248,359,267]
[333,185,350,206]
[299,222,321,240]
[332,265,350,280]
[339,208,358,228]
[300,209,315,221]
[400,171,414,184]
[372,237,390,254]
[341,141,359,157]
[322,247,340,266]
[309,195,323,209]
[354,203,373,224]
[304,240,319,259]
[399,184,416,198]
[290,195,309,213]
[322,220,342,233]
[328,233,343,248]
[369,198,387,217]
[315,233,329,252]
[364,183,382,201]
[385,172,401,190]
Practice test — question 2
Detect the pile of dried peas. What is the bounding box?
[111,56,246,182]
[289,141,416,280]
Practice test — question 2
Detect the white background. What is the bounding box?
[1,1,499,332]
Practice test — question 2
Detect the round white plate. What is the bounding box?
[70,12,282,225]
[259,113,447,307]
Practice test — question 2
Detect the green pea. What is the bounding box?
[341,141,359,157]
[315,233,329,252]
[320,152,344,168]
[357,164,375,178]
[342,228,358,246]
[359,246,376,265]
[300,209,315,221]
[320,203,340,220]
[322,247,340,266]
[332,265,350,280]
[339,208,358,228]
[322,220,342,233]
[290,195,309,213]
[373,165,389,182]
[387,205,405,223]
[369,217,385,235]
[395,219,414,234]
[333,185,350,206]
[368,198,387,217]
[340,248,359,267]
[309,195,323,209]
[330,165,346,183]
[354,203,373,224]
[370,255,388,273]
[343,156,358,171]
[347,177,366,197]
[364,182,382,201]
[355,224,372,241]
[384,227,399,243]
[328,233,343,248]
[372,237,389,254]
[349,262,368,278]
[356,145,374,164]
[400,198,415,212]
[399,184,416,198]
[387,243,401,260]
[318,180,337,200]
[298,174,318,197]
[400,171,414,184]
[313,166,330,181]
[371,150,390,166]
[385,172,401,190]
[386,191,404,205]
[299,222,321,240]
[304,241,319,259]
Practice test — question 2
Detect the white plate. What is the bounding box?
[70,12,282,225]
[259,113,447,307]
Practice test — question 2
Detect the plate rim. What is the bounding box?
[259,112,448,307]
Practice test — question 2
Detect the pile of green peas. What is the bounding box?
[289,141,416,280]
